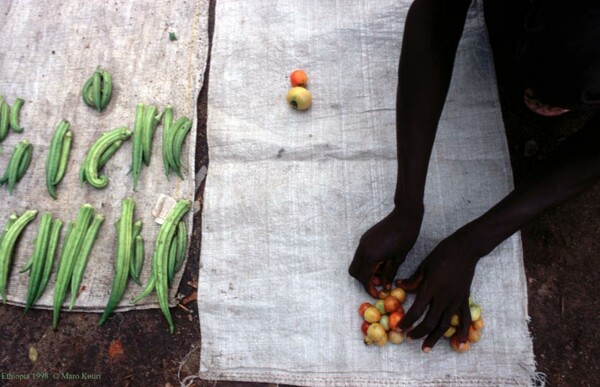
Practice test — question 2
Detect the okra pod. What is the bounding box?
[82,76,95,107]
[20,256,33,273]
[93,70,102,112]
[69,214,104,310]
[133,235,144,284]
[52,130,72,186]
[164,117,186,176]
[9,98,24,133]
[129,221,143,286]
[0,215,18,246]
[46,120,71,199]
[131,271,155,304]
[84,127,132,189]
[142,105,158,166]
[7,140,32,194]
[131,103,144,190]
[25,213,53,311]
[173,221,188,273]
[16,142,33,181]
[0,210,38,303]
[0,100,9,141]
[79,152,89,185]
[153,199,191,333]
[53,205,94,329]
[162,105,173,176]
[166,234,177,288]
[98,140,123,169]
[99,198,135,325]
[172,119,192,173]
[33,218,63,304]
[100,70,112,111]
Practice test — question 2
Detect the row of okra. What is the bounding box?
[0,197,191,333]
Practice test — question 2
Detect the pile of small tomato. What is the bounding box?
[286,70,312,111]
[358,287,407,346]
[358,286,485,352]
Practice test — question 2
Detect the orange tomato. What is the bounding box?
[388,310,404,331]
[468,326,481,343]
[383,296,400,313]
[290,69,308,87]
[472,317,485,331]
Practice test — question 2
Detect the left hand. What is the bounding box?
[397,229,483,352]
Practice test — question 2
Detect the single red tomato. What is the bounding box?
[383,296,400,313]
[290,69,308,87]
[388,310,404,331]
[360,321,371,336]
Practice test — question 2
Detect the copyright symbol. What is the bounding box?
[52,373,59,380]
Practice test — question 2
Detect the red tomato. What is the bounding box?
[290,69,308,87]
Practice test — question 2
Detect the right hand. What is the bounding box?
[349,206,423,297]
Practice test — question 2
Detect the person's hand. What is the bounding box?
[397,229,482,352]
[349,206,423,298]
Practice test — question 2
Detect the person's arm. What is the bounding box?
[394,0,472,209]
[349,0,473,295]
[398,111,600,351]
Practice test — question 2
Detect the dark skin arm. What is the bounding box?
[350,0,600,352]
[349,0,473,296]
[398,111,600,351]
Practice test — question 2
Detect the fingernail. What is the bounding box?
[422,347,431,353]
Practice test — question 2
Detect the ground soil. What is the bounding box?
[0,1,598,386]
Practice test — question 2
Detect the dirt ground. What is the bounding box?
[1,1,599,386]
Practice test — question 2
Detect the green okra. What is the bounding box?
[153,199,191,333]
[81,139,123,185]
[162,105,174,177]
[33,218,63,304]
[93,71,102,112]
[172,119,192,176]
[25,213,53,312]
[0,215,18,247]
[131,103,145,190]
[16,142,33,182]
[53,205,94,329]
[129,221,143,286]
[100,70,112,111]
[133,235,144,284]
[0,100,9,142]
[99,198,135,325]
[166,234,177,288]
[83,127,132,189]
[20,256,33,273]
[82,77,95,107]
[164,116,186,177]
[6,140,32,194]
[82,69,112,112]
[46,120,71,199]
[69,214,104,310]
[98,140,123,169]
[52,130,72,185]
[173,221,188,273]
[131,271,155,304]
[79,151,89,185]
[0,210,38,304]
[142,105,159,166]
[9,98,24,133]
